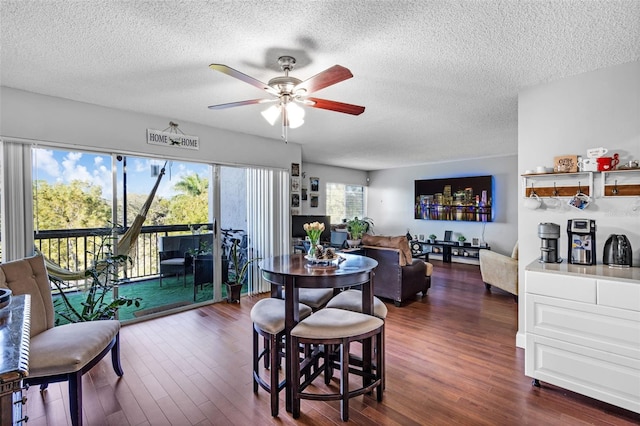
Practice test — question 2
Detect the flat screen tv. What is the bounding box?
[414,175,493,222]
[291,215,332,242]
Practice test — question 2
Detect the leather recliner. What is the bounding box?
[360,234,429,306]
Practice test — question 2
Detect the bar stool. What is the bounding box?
[326,289,388,319]
[281,287,334,311]
[251,298,313,416]
[290,308,384,421]
[326,289,387,389]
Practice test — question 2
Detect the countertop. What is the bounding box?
[0,294,30,381]
[526,260,640,284]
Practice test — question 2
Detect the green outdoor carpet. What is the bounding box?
[53,274,246,323]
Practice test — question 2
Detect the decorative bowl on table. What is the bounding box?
[0,288,12,309]
[304,247,345,267]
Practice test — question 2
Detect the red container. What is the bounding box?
[596,154,619,171]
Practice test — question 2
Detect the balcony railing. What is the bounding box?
[34,223,214,286]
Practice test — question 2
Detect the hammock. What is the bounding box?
[44,162,167,281]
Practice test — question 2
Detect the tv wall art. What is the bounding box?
[414,175,494,222]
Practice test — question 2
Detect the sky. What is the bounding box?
[32,148,211,200]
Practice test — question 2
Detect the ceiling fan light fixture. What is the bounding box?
[286,102,305,129]
[261,104,280,126]
[209,56,365,141]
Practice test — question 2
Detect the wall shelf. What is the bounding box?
[521,172,593,198]
[601,169,640,197]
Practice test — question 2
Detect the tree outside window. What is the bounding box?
[326,183,365,224]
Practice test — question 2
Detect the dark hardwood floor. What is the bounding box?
[24,261,640,425]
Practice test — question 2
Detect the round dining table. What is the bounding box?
[259,253,378,413]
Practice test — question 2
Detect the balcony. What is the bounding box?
[33,223,233,323]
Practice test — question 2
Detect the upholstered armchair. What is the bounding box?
[361,234,429,306]
[479,242,518,301]
[0,254,123,426]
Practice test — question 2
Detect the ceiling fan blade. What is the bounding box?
[209,64,280,96]
[306,97,365,115]
[294,65,353,94]
[207,98,276,110]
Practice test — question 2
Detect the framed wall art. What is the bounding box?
[310,177,319,192]
[291,177,300,192]
[414,175,494,222]
[291,163,300,177]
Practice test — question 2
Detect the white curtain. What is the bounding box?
[0,139,34,261]
[246,167,289,294]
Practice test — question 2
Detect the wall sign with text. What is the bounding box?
[146,129,200,150]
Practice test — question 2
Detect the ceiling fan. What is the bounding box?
[208,56,365,141]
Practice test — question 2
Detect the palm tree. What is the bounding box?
[174,173,208,196]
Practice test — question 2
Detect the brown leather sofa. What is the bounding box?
[361,235,430,306]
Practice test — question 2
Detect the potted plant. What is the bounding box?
[458,235,467,246]
[346,217,374,248]
[50,231,141,323]
[429,234,437,243]
[224,238,261,303]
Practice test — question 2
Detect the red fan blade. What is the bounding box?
[209,64,280,96]
[306,97,365,115]
[294,65,353,94]
[207,98,276,110]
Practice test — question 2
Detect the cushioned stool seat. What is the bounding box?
[251,298,312,416]
[291,308,384,421]
[297,288,335,310]
[326,289,388,319]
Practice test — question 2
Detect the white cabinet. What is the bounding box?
[525,266,640,414]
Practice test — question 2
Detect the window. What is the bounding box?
[326,183,365,224]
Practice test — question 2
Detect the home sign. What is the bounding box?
[146,128,199,150]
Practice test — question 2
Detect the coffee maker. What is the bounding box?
[538,222,561,263]
[567,219,597,265]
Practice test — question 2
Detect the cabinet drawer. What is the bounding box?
[526,334,640,414]
[598,279,640,312]
[526,271,596,303]
[527,294,640,359]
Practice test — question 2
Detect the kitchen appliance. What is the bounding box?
[567,219,597,265]
[603,234,633,267]
[538,222,561,263]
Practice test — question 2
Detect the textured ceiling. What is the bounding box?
[1,1,639,171]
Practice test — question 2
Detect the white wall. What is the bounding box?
[367,156,519,256]
[298,162,368,216]
[0,87,301,170]
[517,60,640,346]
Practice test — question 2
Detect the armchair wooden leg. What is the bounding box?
[69,371,83,426]
[111,333,124,377]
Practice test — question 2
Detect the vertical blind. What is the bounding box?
[246,167,289,294]
[0,140,34,261]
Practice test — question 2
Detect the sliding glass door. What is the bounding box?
[17,142,288,323]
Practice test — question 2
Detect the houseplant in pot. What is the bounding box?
[458,235,467,246]
[49,231,141,323]
[428,234,437,243]
[224,238,260,303]
[346,217,374,248]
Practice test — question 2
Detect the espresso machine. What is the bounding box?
[538,222,561,263]
[567,219,597,265]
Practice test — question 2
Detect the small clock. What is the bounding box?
[411,242,422,253]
